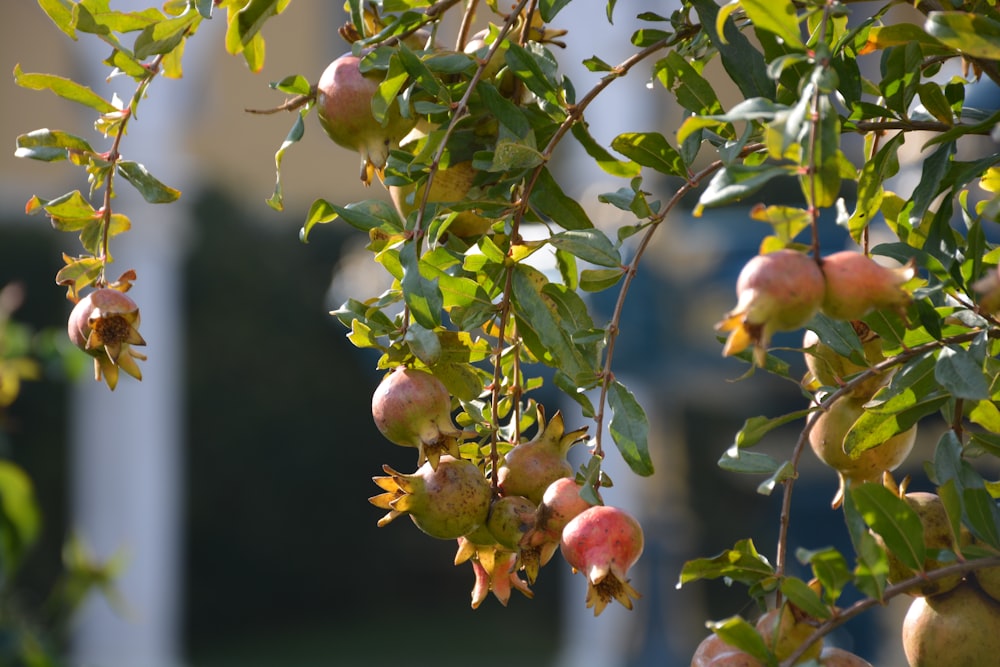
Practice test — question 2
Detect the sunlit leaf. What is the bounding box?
[13,65,116,113]
[607,380,654,476]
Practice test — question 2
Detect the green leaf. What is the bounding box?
[607,380,654,476]
[579,268,624,292]
[266,108,307,211]
[925,11,1000,60]
[538,0,572,22]
[15,129,95,162]
[842,488,888,600]
[528,167,594,230]
[13,65,116,113]
[133,12,199,59]
[570,123,641,178]
[548,229,621,268]
[780,577,831,620]
[117,161,181,203]
[0,461,41,575]
[510,265,591,381]
[655,50,725,116]
[690,0,774,100]
[678,539,775,587]
[797,546,852,605]
[717,446,779,475]
[38,0,78,39]
[226,0,289,51]
[734,409,812,448]
[399,242,442,330]
[851,483,926,572]
[963,486,1000,549]
[610,132,687,179]
[706,616,773,665]
[740,0,804,50]
[935,345,990,400]
[504,43,564,112]
[903,141,955,228]
[697,164,794,211]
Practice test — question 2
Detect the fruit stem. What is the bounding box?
[98,46,174,280]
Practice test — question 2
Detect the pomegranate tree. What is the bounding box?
[560,504,643,616]
[520,477,594,572]
[716,249,825,366]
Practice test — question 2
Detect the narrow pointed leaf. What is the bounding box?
[13,65,116,113]
[117,161,181,203]
[851,483,926,572]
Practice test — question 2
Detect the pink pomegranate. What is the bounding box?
[497,408,587,504]
[820,251,913,321]
[67,287,146,390]
[521,477,595,572]
[560,504,644,616]
[716,249,825,366]
[369,455,491,540]
[316,53,417,185]
[371,366,462,469]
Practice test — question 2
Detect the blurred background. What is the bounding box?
[0,1,957,666]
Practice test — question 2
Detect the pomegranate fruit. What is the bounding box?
[819,250,914,321]
[716,249,825,366]
[486,495,536,551]
[67,287,146,390]
[902,581,1000,666]
[560,504,643,616]
[388,161,493,238]
[371,366,462,470]
[973,264,1000,314]
[369,455,491,539]
[802,325,892,399]
[755,604,822,664]
[818,646,874,666]
[521,477,595,571]
[497,408,587,505]
[876,491,971,597]
[316,53,417,185]
[972,541,1000,603]
[808,396,916,507]
[692,633,762,667]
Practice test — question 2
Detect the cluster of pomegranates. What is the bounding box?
[716,248,914,368]
[369,366,643,613]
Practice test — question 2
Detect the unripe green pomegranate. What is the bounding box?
[486,495,536,551]
[802,325,892,399]
[560,504,643,616]
[316,53,417,185]
[371,366,462,469]
[716,249,825,366]
[369,455,491,539]
[808,396,916,507]
[820,251,914,321]
[497,409,587,505]
[67,287,146,390]
[902,581,1000,666]
[755,604,822,664]
[388,161,493,237]
[877,491,972,597]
